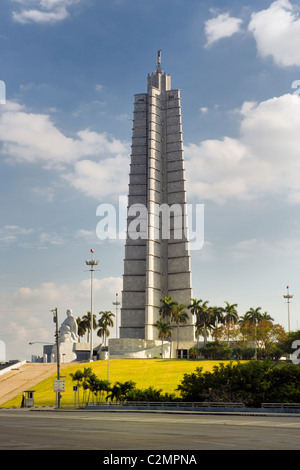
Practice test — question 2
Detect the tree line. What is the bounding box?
[155,296,289,360]
[76,296,293,361]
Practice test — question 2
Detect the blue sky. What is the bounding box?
[1,0,300,360]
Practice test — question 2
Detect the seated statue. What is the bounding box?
[59,309,79,344]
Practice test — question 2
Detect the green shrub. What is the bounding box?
[126,386,176,402]
[201,341,232,360]
[176,360,300,407]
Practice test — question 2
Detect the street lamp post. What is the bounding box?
[51,308,61,408]
[283,285,293,333]
[85,249,99,361]
[112,293,121,339]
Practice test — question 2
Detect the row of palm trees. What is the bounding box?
[154,296,275,356]
[76,298,274,357]
[70,367,136,405]
[191,301,275,356]
[154,297,188,357]
[76,310,115,346]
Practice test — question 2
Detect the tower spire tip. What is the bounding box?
[156,50,162,73]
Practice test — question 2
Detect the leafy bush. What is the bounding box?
[176,360,300,407]
[126,386,176,402]
[279,330,300,356]
[189,347,201,359]
[201,341,233,360]
[107,380,136,402]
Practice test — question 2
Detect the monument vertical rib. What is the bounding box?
[118,52,194,356]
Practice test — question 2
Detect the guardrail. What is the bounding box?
[85,401,246,408]
[262,403,300,409]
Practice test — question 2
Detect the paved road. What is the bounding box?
[0,409,299,452]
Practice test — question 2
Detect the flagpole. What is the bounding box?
[85,249,99,361]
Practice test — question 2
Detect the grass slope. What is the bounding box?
[3,359,236,408]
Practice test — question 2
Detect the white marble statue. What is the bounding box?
[51,309,78,362]
[59,309,79,344]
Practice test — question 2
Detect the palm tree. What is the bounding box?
[153,318,173,358]
[238,314,250,345]
[209,306,224,342]
[86,372,99,403]
[223,301,239,345]
[245,307,262,324]
[238,314,248,327]
[170,303,189,355]
[245,307,262,359]
[188,298,202,347]
[193,299,211,346]
[95,379,110,402]
[159,296,178,319]
[261,311,274,323]
[70,369,84,406]
[188,298,202,318]
[107,381,136,403]
[86,375,111,403]
[77,367,93,404]
[97,310,115,346]
[82,311,97,342]
[76,317,86,342]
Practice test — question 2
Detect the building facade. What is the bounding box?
[112,52,195,356]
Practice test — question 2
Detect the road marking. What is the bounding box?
[272,422,300,427]
[1,412,300,429]
[193,439,237,447]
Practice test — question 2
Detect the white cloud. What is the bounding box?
[230,236,300,262]
[185,93,300,204]
[0,225,34,243]
[204,12,243,46]
[39,232,65,245]
[248,0,300,66]
[0,104,80,166]
[0,99,129,169]
[0,104,131,206]
[75,229,98,242]
[11,0,81,24]
[64,155,129,200]
[11,277,123,324]
[1,275,122,358]
[12,7,68,24]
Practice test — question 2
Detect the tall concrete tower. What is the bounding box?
[112,52,194,357]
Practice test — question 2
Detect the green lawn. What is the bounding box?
[3,359,239,408]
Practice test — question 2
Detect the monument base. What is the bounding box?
[52,342,77,363]
[109,338,170,359]
[108,338,197,359]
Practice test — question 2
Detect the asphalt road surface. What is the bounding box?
[0,409,299,454]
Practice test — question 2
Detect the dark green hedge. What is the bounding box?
[176,360,300,407]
